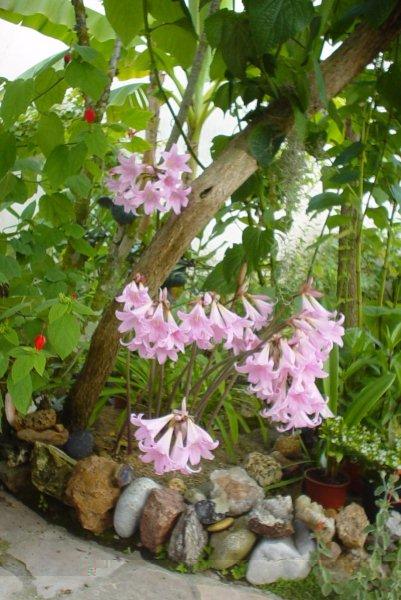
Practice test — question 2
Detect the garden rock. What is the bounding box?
[17,426,69,446]
[114,463,135,488]
[23,408,57,431]
[31,442,76,501]
[246,520,315,585]
[207,517,234,532]
[336,503,369,548]
[65,455,121,534]
[244,452,283,487]
[209,516,257,569]
[63,430,94,460]
[113,477,160,537]
[140,488,185,552]
[318,541,342,567]
[167,477,187,494]
[194,499,227,525]
[0,462,33,494]
[168,505,208,566]
[295,495,335,544]
[210,467,264,516]
[248,495,294,538]
[273,434,303,458]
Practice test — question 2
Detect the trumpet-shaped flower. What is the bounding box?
[131,399,219,475]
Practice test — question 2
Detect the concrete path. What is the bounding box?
[0,491,279,600]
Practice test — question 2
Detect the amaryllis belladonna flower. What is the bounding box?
[131,399,219,475]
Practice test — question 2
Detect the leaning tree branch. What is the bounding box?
[71,0,90,46]
[165,0,220,152]
[68,4,401,428]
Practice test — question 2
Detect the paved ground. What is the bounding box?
[0,491,279,600]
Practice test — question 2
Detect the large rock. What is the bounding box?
[113,477,161,538]
[0,462,33,494]
[17,427,69,446]
[336,503,369,549]
[244,452,283,487]
[140,488,185,552]
[65,455,120,534]
[31,442,76,501]
[194,499,227,525]
[209,516,256,570]
[63,430,94,460]
[246,520,315,585]
[168,506,208,566]
[295,495,335,544]
[273,435,303,458]
[23,409,57,432]
[386,510,401,542]
[248,495,294,538]
[210,467,264,516]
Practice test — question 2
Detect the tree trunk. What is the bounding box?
[68,5,401,428]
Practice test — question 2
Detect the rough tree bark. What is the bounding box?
[69,5,401,428]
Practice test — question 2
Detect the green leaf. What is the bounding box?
[378,64,401,113]
[12,355,35,383]
[152,23,197,69]
[34,67,67,111]
[246,0,314,52]
[43,142,87,188]
[108,82,146,106]
[0,255,21,282]
[248,123,279,168]
[242,226,273,268]
[38,193,75,225]
[0,353,8,378]
[1,78,35,128]
[205,10,251,76]
[32,351,46,376]
[307,192,342,213]
[66,173,92,197]
[7,374,32,415]
[70,237,96,258]
[0,131,16,178]
[223,244,245,282]
[65,60,108,101]
[343,373,396,427]
[48,302,69,322]
[47,313,81,359]
[333,141,364,166]
[103,0,143,46]
[36,113,64,156]
[366,206,388,229]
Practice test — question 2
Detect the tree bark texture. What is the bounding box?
[69,5,401,428]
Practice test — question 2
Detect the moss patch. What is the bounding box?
[260,572,334,600]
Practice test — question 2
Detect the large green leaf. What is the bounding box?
[103,0,143,46]
[43,142,87,188]
[36,113,65,156]
[34,67,67,112]
[7,374,32,415]
[0,255,21,281]
[246,0,314,52]
[47,313,81,359]
[205,10,251,76]
[0,132,16,178]
[242,226,273,269]
[38,193,75,225]
[0,78,35,128]
[65,60,108,102]
[343,373,396,427]
[152,22,197,69]
[307,192,343,213]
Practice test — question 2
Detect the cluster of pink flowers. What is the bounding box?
[116,281,273,363]
[116,276,344,473]
[236,287,344,431]
[131,399,219,475]
[106,144,191,215]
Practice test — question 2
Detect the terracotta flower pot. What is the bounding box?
[342,459,364,495]
[304,467,350,509]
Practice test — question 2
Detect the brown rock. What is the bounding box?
[65,455,120,534]
[0,462,33,494]
[16,428,69,446]
[140,488,185,552]
[167,477,187,494]
[295,495,335,544]
[331,548,369,577]
[210,467,264,516]
[336,503,369,549]
[318,541,342,567]
[244,452,282,487]
[273,435,302,459]
[23,409,57,432]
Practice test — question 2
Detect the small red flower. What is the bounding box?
[34,334,46,351]
[84,107,96,123]
[71,292,78,299]
[64,53,72,65]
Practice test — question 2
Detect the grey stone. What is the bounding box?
[210,467,264,516]
[386,510,401,541]
[31,442,76,501]
[209,517,257,570]
[246,520,315,585]
[0,566,23,597]
[113,477,161,538]
[184,487,207,504]
[63,430,94,460]
[168,506,208,566]
[114,463,135,487]
[248,495,294,538]
[194,499,226,525]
